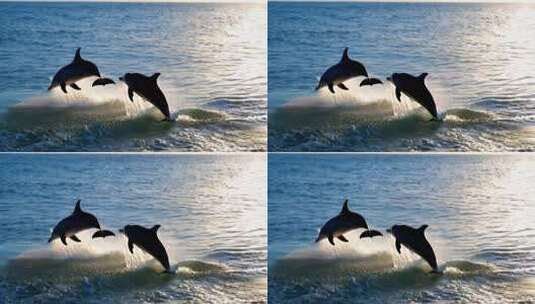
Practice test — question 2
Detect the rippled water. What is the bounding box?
[0,2,266,151]
[0,154,266,303]
[269,154,535,302]
[268,2,535,151]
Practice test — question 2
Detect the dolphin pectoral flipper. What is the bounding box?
[60,83,68,94]
[395,88,402,102]
[128,88,134,102]
[70,83,81,90]
[328,83,335,94]
[61,235,68,246]
[328,234,335,246]
[337,83,349,90]
[128,240,134,254]
[395,239,401,254]
[70,235,81,242]
[337,235,349,242]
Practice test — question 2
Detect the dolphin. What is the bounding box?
[360,77,383,87]
[48,48,101,94]
[92,229,116,239]
[315,199,380,245]
[92,78,116,87]
[119,224,172,273]
[48,200,101,246]
[119,73,171,121]
[387,224,440,273]
[387,73,439,120]
[315,48,368,94]
[360,229,383,238]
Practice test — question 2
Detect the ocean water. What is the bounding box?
[0,154,266,303]
[269,154,535,303]
[0,2,266,151]
[268,2,535,151]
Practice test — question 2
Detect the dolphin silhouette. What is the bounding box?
[315,199,381,245]
[315,48,368,94]
[92,229,115,239]
[92,78,116,87]
[360,77,383,87]
[119,224,172,273]
[387,224,440,273]
[360,229,383,238]
[48,200,101,246]
[48,48,101,94]
[119,73,171,121]
[387,73,439,120]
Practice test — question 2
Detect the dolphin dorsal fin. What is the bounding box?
[151,73,161,82]
[151,224,161,234]
[340,199,350,215]
[418,224,428,234]
[418,73,428,81]
[73,48,82,62]
[73,199,82,214]
[341,47,350,63]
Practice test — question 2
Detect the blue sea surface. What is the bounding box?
[269,2,535,151]
[0,154,266,303]
[0,2,266,151]
[269,154,535,302]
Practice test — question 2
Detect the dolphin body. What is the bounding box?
[387,224,440,273]
[119,224,172,273]
[119,73,171,121]
[315,200,382,246]
[360,77,383,87]
[92,230,115,239]
[387,73,439,120]
[48,48,101,94]
[315,48,368,94]
[48,200,101,246]
[92,78,116,87]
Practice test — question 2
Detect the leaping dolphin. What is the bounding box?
[119,73,171,121]
[48,48,101,94]
[360,77,383,87]
[387,224,440,273]
[92,229,116,239]
[315,48,368,94]
[48,199,101,246]
[92,78,116,87]
[315,199,382,246]
[387,73,439,120]
[119,224,172,273]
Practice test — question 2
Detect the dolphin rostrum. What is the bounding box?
[119,224,172,273]
[48,48,101,94]
[48,199,102,246]
[360,77,383,87]
[119,73,171,121]
[315,48,368,94]
[387,73,439,120]
[315,199,381,245]
[92,230,116,239]
[92,78,116,87]
[387,224,440,273]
